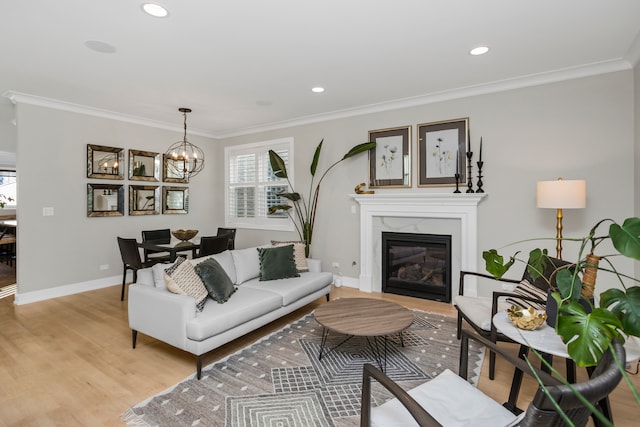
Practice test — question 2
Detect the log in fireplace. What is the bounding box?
[382,232,451,302]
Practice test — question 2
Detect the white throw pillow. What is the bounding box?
[231,247,262,284]
[191,250,237,285]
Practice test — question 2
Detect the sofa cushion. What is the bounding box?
[194,258,237,303]
[242,271,332,306]
[164,258,208,311]
[271,240,309,272]
[186,287,282,340]
[191,250,237,285]
[258,245,300,281]
[231,247,262,284]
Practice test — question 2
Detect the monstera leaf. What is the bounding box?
[609,217,640,260]
[600,286,640,338]
[482,249,518,279]
[556,301,622,367]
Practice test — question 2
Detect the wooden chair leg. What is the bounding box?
[120,266,127,301]
[489,349,496,380]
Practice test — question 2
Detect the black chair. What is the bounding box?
[454,255,570,380]
[216,227,236,250]
[0,229,15,266]
[361,330,625,427]
[141,229,172,264]
[198,235,229,258]
[117,237,154,301]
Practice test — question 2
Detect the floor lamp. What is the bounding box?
[536,178,587,260]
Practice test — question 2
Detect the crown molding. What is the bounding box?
[2,91,217,139]
[218,59,632,138]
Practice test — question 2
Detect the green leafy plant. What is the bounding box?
[0,194,14,208]
[484,217,640,367]
[268,139,376,256]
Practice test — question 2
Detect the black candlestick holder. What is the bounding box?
[476,161,484,193]
[454,173,461,193]
[466,151,474,193]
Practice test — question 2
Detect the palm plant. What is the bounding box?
[268,139,375,256]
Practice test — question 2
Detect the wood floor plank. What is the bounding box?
[0,284,638,426]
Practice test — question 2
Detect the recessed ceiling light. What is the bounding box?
[142,3,169,18]
[470,46,490,56]
[84,40,117,53]
[311,87,325,93]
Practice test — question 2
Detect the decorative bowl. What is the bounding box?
[507,306,547,330]
[171,229,198,241]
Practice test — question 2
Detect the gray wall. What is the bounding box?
[12,69,638,300]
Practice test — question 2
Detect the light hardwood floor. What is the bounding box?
[0,285,638,426]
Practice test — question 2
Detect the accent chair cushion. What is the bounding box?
[453,295,511,331]
[164,257,208,311]
[271,240,309,272]
[370,368,517,427]
[505,279,547,310]
[194,258,237,304]
[257,245,300,281]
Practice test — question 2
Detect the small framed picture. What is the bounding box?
[368,126,411,188]
[163,186,189,214]
[129,149,160,182]
[163,154,189,183]
[87,144,124,180]
[129,185,160,215]
[417,118,468,187]
[87,183,124,217]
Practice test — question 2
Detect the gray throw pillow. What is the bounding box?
[194,258,236,303]
[257,245,300,281]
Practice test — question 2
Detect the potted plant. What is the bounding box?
[483,217,640,368]
[268,139,376,257]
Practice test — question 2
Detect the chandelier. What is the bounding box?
[165,107,204,180]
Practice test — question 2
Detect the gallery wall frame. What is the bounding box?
[129,149,160,182]
[368,125,411,188]
[417,118,468,187]
[163,186,189,214]
[87,144,124,180]
[163,154,188,183]
[87,183,124,217]
[129,185,160,215]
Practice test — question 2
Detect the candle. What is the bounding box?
[479,137,483,162]
[456,152,459,174]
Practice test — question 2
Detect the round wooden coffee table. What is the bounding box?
[314,298,414,371]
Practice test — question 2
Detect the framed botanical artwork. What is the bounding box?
[87,183,124,217]
[129,185,160,215]
[163,154,188,183]
[162,186,189,214]
[129,149,160,181]
[87,144,124,180]
[417,118,468,187]
[368,125,411,188]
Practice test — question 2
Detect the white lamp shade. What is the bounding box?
[537,179,586,209]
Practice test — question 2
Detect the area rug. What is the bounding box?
[122,309,485,427]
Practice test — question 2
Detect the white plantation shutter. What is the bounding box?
[225,138,294,230]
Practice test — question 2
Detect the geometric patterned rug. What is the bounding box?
[122,309,485,426]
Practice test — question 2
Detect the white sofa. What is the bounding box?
[128,245,333,379]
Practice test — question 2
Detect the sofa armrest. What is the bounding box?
[128,283,196,351]
[306,258,322,273]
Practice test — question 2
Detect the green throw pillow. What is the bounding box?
[194,258,236,303]
[257,245,300,281]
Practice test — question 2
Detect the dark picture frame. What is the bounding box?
[417,118,468,187]
[368,125,411,188]
[129,185,160,215]
[129,149,160,182]
[87,144,124,180]
[162,186,189,214]
[87,183,124,217]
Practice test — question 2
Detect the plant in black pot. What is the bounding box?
[483,217,640,368]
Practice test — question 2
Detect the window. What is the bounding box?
[225,137,294,231]
[0,169,16,209]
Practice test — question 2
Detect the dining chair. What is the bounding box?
[360,330,625,427]
[197,235,229,258]
[117,237,154,301]
[454,254,570,380]
[141,228,172,264]
[216,227,236,250]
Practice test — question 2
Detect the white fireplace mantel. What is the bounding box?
[351,193,486,297]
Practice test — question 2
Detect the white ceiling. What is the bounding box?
[2,0,640,139]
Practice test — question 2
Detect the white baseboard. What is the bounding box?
[13,273,130,305]
[332,275,361,290]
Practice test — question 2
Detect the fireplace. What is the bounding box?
[382,232,452,302]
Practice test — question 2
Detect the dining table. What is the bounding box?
[137,237,200,262]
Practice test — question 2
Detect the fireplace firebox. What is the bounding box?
[382,232,451,302]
